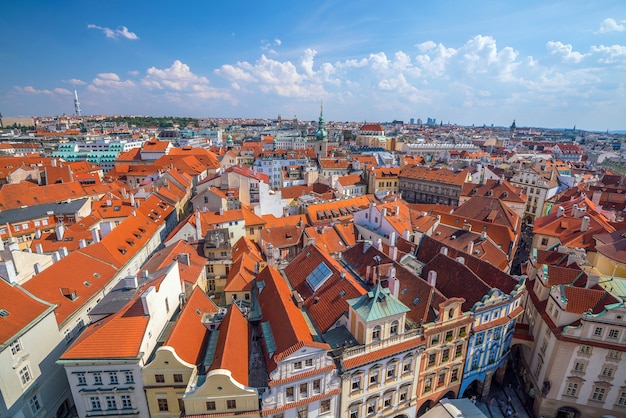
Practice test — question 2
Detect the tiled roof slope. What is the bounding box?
[140,240,207,288]
[209,305,250,385]
[165,286,218,365]
[0,281,55,345]
[342,242,443,326]
[399,166,468,186]
[0,181,88,210]
[453,196,520,231]
[256,266,328,372]
[60,292,150,360]
[284,244,367,333]
[461,179,526,203]
[417,235,519,295]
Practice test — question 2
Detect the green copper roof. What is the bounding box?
[347,282,409,322]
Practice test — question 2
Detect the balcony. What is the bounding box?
[342,329,423,359]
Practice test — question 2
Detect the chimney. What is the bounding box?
[91,228,101,243]
[59,247,69,258]
[219,207,224,216]
[363,240,372,254]
[195,211,202,240]
[124,275,138,289]
[394,205,400,216]
[427,270,437,287]
[440,247,448,256]
[0,260,18,284]
[586,274,600,289]
[572,204,580,218]
[35,243,43,254]
[389,231,397,247]
[33,263,42,275]
[178,253,191,266]
[340,270,347,280]
[52,251,61,263]
[55,223,65,241]
[467,240,474,255]
[130,194,136,207]
[456,256,465,265]
[389,275,400,298]
[106,199,112,207]
[581,216,590,232]
[389,246,398,262]
[557,206,565,217]
[79,239,87,248]
[34,229,41,239]
[376,238,383,251]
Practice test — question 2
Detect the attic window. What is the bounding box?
[413,297,420,305]
[83,281,91,287]
[93,273,100,278]
[306,262,333,291]
[0,309,9,317]
[139,228,147,234]
[339,290,346,297]
[118,247,127,255]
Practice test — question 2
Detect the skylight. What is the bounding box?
[305,262,333,292]
[0,309,9,317]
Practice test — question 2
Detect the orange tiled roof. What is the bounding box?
[284,244,367,333]
[224,252,257,293]
[337,174,363,187]
[209,305,250,385]
[0,280,55,345]
[399,165,468,187]
[140,240,207,286]
[306,195,374,225]
[165,286,218,365]
[0,181,88,210]
[304,226,347,254]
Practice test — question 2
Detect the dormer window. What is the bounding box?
[390,320,399,336]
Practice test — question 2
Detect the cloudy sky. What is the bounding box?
[1,0,625,131]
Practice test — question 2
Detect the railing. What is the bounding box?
[342,329,423,358]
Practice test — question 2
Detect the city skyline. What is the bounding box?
[1,0,625,131]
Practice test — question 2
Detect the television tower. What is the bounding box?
[73,86,82,117]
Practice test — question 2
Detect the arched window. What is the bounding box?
[390,320,399,336]
[372,325,381,341]
[448,308,455,319]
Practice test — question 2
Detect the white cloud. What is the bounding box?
[597,18,625,33]
[87,24,139,40]
[65,79,86,86]
[590,44,626,62]
[14,86,53,95]
[143,60,209,91]
[546,41,587,63]
[54,88,71,95]
[275,39,282,46]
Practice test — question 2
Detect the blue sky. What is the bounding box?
[1,0,625,131]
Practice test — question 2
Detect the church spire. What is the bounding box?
[315,102,328,142]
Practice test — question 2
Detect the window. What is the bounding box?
[438,372,446,387]
[351,375,361,391]
[592,386,606,401]
[608,350,621,360]
[207,264,214,274]
[451,368,459,382]
[367,398,377,415]
[226,399,236,409]
[29,394,42,414]
[386,363,396,380]
[124,371,134,383]
[594,327,603,337]
[445,330,454,341]
[428,352,436,367]
[296,405,308,418]
[158,398,169,412]
[121,395,132,409]
[402,357,412,374]
[155,374,165,383]
[534,357,544,377]
[601,367,614,377]
[608,329,619,339]
[90,396,102,411]
[476,332,484,345]
[442,348,450,362]
[424,376,433,392]
[174,373,183,383]
[574,362,585,372]
[618,390,626,406]
[579,345,592,355]
[305,358,313,367]
[372,325,381,341]
[77,372,86,385]
[19,365,32,386]
[390,320,399,336]
[541,238,548,246]
[299,382,308,397]
[294,361,302,370]
[369,368,380,385]
[349,404,360,418]
[10,340,22,356]
[106,396,117,410]
[313,379,321,394]
[383,392,393,408]
[93,372,102,385]
[206,401,216,411]
[320,399,331,413]
[286,387,294,401]
[455,344,463,358]
[565,382,579,397]
[540,339,548,354]
[109,372,118,384]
